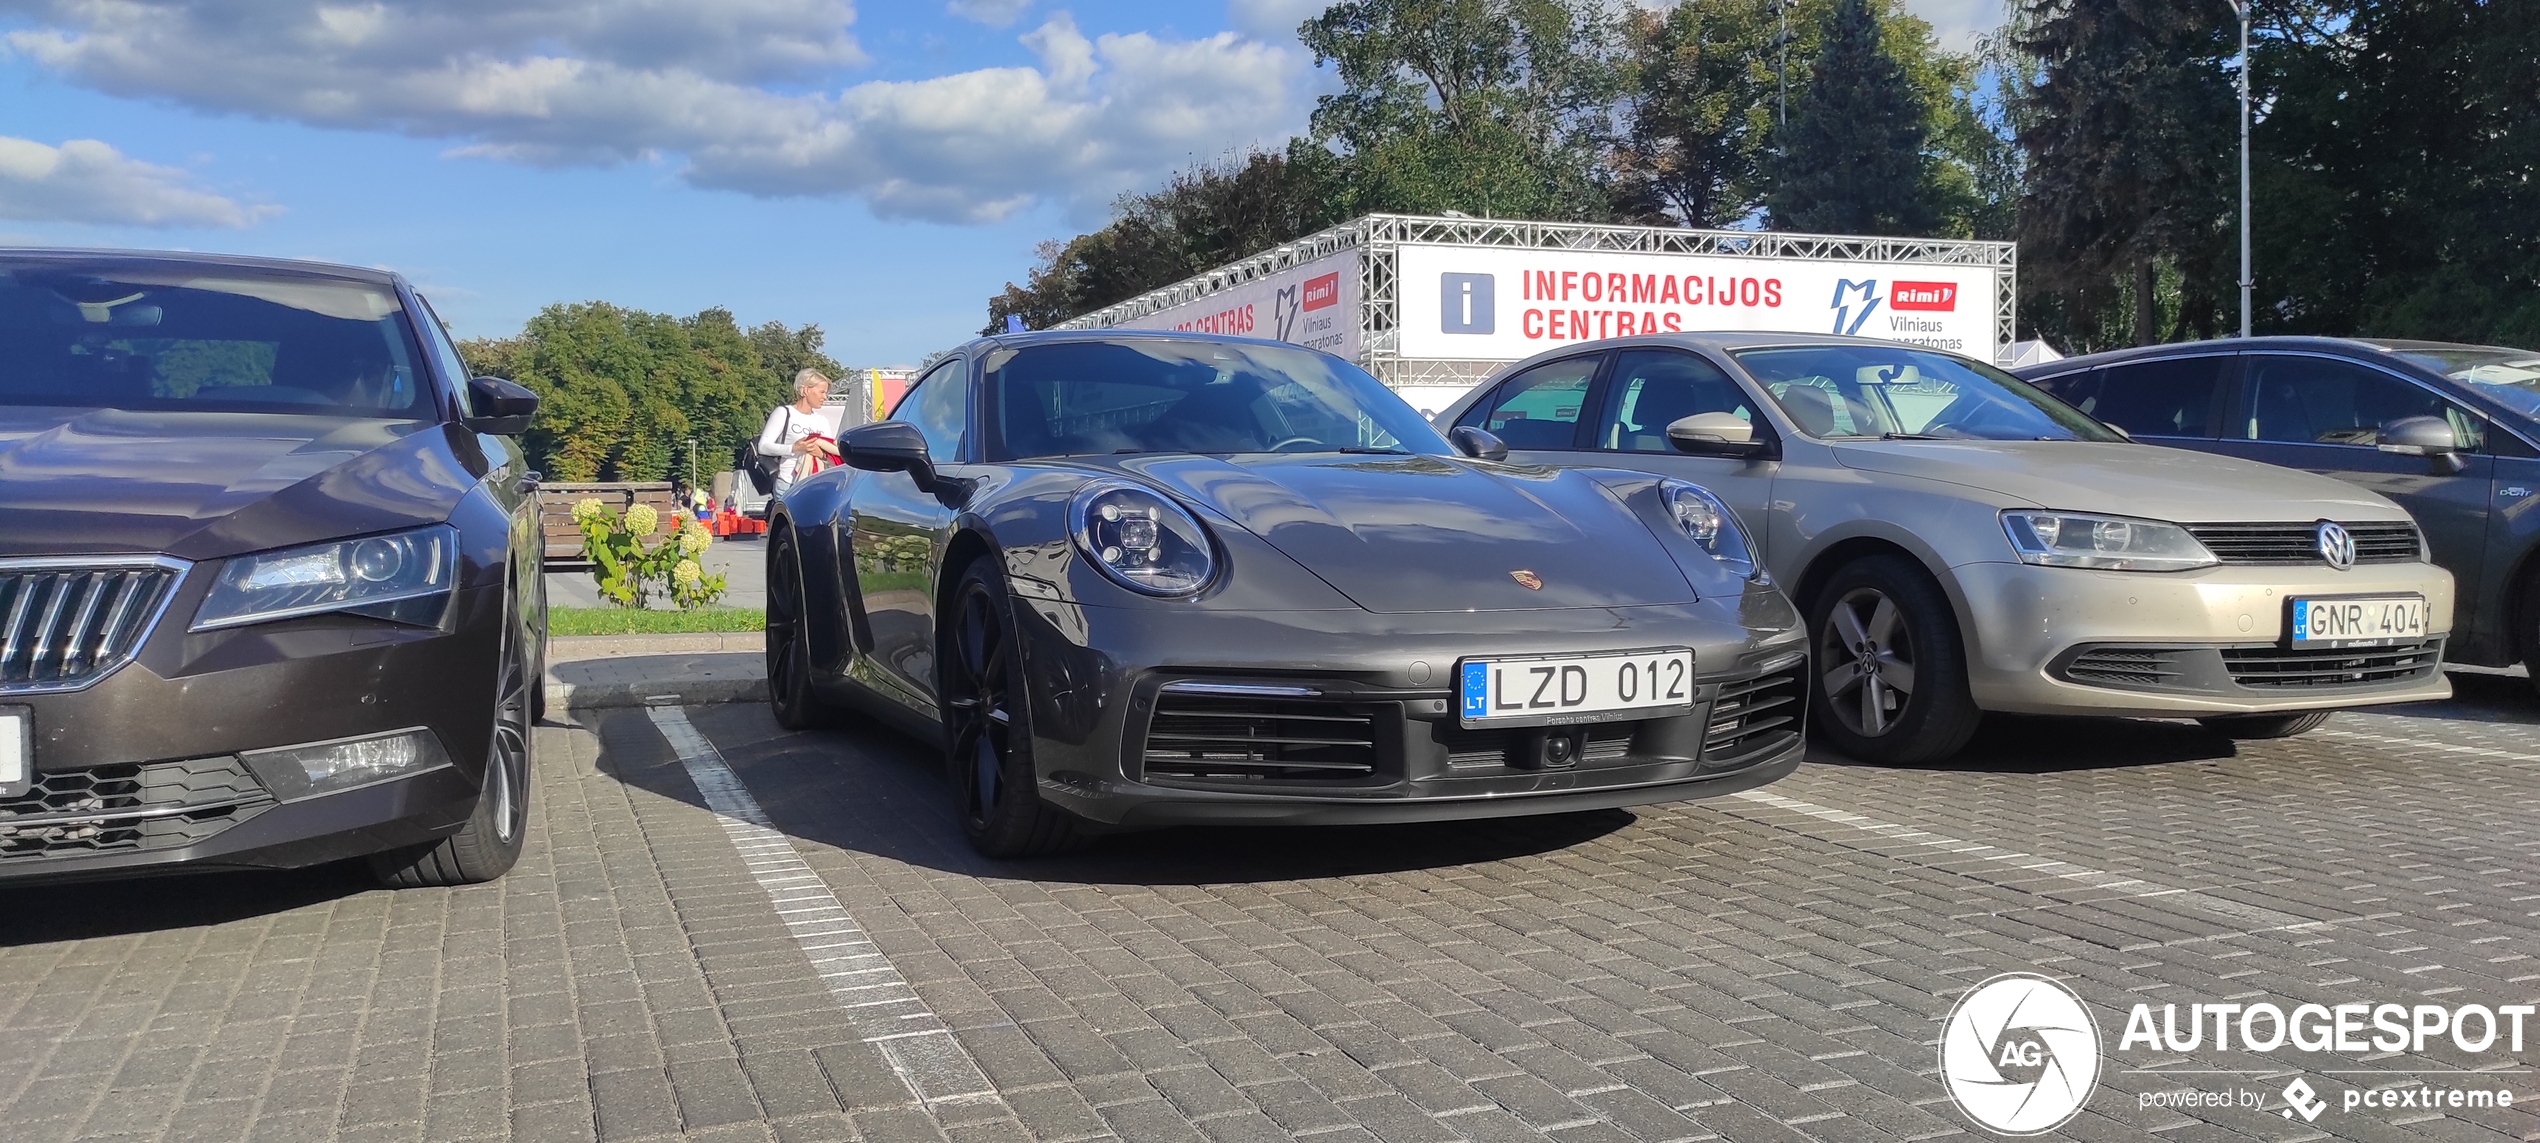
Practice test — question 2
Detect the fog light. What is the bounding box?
[241,728,450,801]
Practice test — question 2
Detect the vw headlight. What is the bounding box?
[1071,481,1216,597]
[1660,480,1759,580]
[2000,510,2217,572]
[194,525,459,630]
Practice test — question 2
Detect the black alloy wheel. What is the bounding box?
[2197,710,2332,739]
[1807,555,1982,764]
[375,596,533,887]
[767,525,846,730]
[943,557,1077,858]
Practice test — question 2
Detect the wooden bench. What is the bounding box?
[540,482,681,568]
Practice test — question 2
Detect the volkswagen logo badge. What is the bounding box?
[2316,520,2356,571]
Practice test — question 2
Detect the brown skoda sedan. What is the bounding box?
[0,250,546,886]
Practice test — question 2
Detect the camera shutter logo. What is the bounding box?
[1939,973,2103,1135]
[2316,520,2355,570]
[1441,273,1494,334]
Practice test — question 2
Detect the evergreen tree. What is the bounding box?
[1766,0,1935,236]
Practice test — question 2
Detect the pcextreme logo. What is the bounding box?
[1940,974,2104,1135]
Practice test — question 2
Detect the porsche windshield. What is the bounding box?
[0,263,427,416]
[1732,344,2121,442]
[987,338,1451,459]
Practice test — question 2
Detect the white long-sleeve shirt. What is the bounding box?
[756,402,844,492]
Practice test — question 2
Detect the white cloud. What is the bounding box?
[0,136,270,227]
[946,0,1032,28]
[0,0,1311,223]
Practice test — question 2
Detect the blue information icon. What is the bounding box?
[1440,273,1494,334]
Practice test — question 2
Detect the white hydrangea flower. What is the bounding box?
[625,504,659,535]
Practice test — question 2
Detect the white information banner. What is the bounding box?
[1117,250,1361,361]
[1397,244,1999,362]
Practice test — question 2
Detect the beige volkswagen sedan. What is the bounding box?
[1437,333,2453,763]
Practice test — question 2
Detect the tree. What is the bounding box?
[1767,0,1937,236]
[1300,0,1625,220]
[1613,0,1789,228]
[2013,0,2236,348]
[461,305,836,483]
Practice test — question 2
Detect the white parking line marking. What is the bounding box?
[1722,789,2333,933]
[646,706,1011,1116]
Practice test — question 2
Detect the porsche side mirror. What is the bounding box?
[462,376,539,436]
[1449,426,1508,461]
[1666,413,1769,458]
[2378,415,2468,474]
[842,420,937,487]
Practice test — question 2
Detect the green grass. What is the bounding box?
[550,607,766,637]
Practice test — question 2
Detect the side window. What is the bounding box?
[2245,355,2484,451]
[893,358,969,463]
[2046,356,2231,438]
[1466,355,1598,451]
[1596,350,1755,452]
[415,296,470,414]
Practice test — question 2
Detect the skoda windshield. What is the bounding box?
[986,338,1450,459]
[1733,344,2121,442]
[0,260,427,416]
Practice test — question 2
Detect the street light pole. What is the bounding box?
[2232,0,2252,338]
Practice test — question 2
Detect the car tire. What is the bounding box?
[373,602,533,887]
[1807,554,1983,764]
[2197,711,2332,739]
[767,524,850,731]
[942,555,1081,859]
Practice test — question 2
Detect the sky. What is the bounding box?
[0,0,2003,367]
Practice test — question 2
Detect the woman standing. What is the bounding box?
[757,369,844,497]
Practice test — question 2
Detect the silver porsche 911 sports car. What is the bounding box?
[765,330,1807,856]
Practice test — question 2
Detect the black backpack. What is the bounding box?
[735,439,778,495]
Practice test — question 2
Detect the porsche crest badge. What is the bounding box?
[1510,570,1543,590]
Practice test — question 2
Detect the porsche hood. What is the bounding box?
[1120,454,1699,613]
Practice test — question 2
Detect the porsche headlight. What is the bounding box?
[193,525,459,630]
[2000,510,2217,572]
[1660,480,1759,580]
[1071,481,1215,597]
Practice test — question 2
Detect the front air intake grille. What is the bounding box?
[2061,646,2188,689]
[1141,694,1382,783]
[2184,522,2422,566]
[2220,641,2442,688]
[1699,664,1804,763]
[0,560,184,694]
[0,755,272,862]
[1435,722,1637,769]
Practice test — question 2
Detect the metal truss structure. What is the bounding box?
[1059,213,2020,384]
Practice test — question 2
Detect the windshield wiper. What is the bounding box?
[1334,447,1408,454]
[1878,432,1952,440]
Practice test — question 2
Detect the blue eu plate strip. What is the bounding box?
[1460,661,1489,720]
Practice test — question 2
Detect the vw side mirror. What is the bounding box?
[1666,413,1770,458]
[462,376,539,436]
[842,420,937,488]
[1449,426,1508,461]
[2378,415,2468,474]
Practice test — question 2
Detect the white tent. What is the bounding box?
[2007,340,2065,368]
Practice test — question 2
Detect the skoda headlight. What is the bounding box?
[1659,480,1759,580]
[2000,510,2217,572]
[1071,481,1216,597]
[194,525,459,630]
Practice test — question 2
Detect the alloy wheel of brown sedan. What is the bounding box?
[1819,585,1918,738]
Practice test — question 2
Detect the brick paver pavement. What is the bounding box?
[3,674,2536,1143]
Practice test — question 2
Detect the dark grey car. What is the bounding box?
[2017,337,2540,682]
[764,331,1807,857]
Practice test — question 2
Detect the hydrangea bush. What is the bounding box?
[572,498,729,610]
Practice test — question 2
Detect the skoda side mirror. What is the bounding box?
[1449,426,1508,461]
[462,376,539,436]
[1666,413,1771,458]
[2378,416,2468,475]
[842,421,937,488]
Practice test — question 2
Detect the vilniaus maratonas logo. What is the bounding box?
[1940,974,2104,1135]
